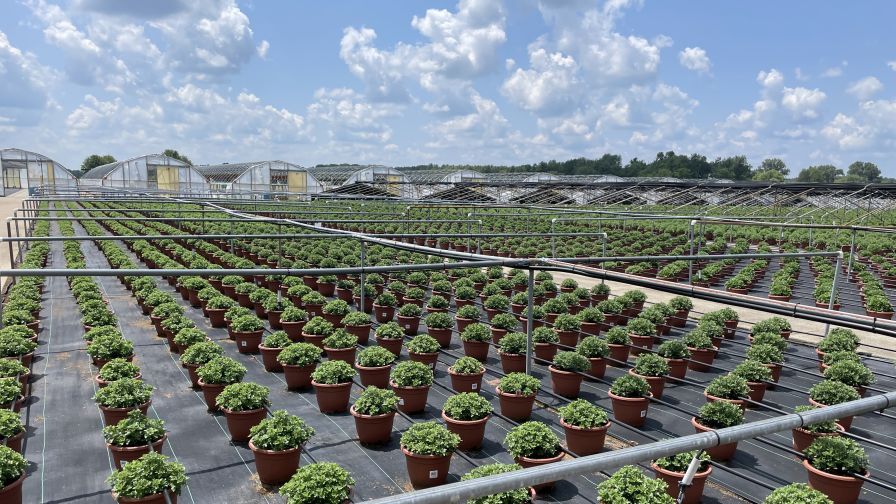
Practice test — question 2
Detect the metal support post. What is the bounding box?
[550,218,556,258]
[525,267,535,375]
[846,229,857,278]
[359,240,366,313]
[825,253,843,336]
[687,220,696,284]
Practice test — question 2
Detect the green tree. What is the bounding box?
[796,165,843,183]
[710,155,752,180]
[80,154,116,173]
[163,149,193,165]
[753,169,786,182]
[846,161,881,183]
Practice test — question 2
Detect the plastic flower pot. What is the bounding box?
[745,381,767,404]
[325,347,357,365]
[355,364,391,389]
[107,434,166,470]
[442,411,489,451]
[207,309,227,328]
[282,364,316,390]
[669,309,689,328]
[397,315,420,336]
[0,475,25,504]
[607,344,630,366]
[628,370,666,400]
[791,425,844,453]
[533,342,556,363]
[198,381,227,412]
[390,382,430,414]
[691,417,737,460]
[267,311,283,330]
[312,381,353,413]
[281,321,306,342]
[302,333,327,349]
[222,408,267,442]
[250,442,301,485]
[258,345,283,372]
[608,392,651,427]
[515,452,565,492]
[344,324,371,345]
[322,313,343,328]
[0,431,24,454]
[428,328,452,348]
[99,401,151,426]
[628,334,654,356]
[561,419,609,456]
[373,305,395,323]
[809,399,854,431]
[687,347,717,372]
[803,459,868,504]
[652,462,711,504]
[375,337,403,357]
[401,447,452,489]
[584,357,606,379]
[549,366,584,398]
[496,387,535,421]
[232,330,263,354]
[408,351,438,371]
[665,358,688,379]
[499,352,526,374]
[447,368,485,393]
[462,340,490,362]
[556,330,579,348]
[704,391,746,410]
[580,322,600,337]
[351,406,395,445]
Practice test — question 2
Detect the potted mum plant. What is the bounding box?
[504,421,563,491]
[322,329,359,364]
[205,295,235,328]
[322,299,351,328]
[374,321,405,356]
[683,330,717,372]
[549,351,589,398]
[0,445,26,503]
[558,399,610,456]
[390,361,433,414]
[531,327,558,363]
[455,305,481,334]
[258,331,290,372]
[764,483,835,504]
[217,382,270,442]
[103,410,166,469]
[608,374,651,427]
[629,353,670,399]
[489,313,518,343]
[229,315,266,354]
[423,312,453,348]
[652,450,712,504]
[87,334,134,369]
[704,374,750,409]
[302,316,335,349]
[460,323,491,362]
[406,334,440,370]
[279,462,354,504]
[496,372,540,421]
[95,359,141,388]
[625,318,656,355]
[747,343,784,383]
[341,311,372,345]
[196,356,247,412]
[809,380,861,430]
[93,378,153,426]
[447,356,485,393]
[355,346,395,389]
[792,405,843,452]
[400,421,460,489]
[108,452,186,504]
[656,340,690,379]
[732,360,773,403]
[179,342,223,388]
[604,327,632,366]
[803,437,869,504]
[397,303,422,335]
[351,386,399,445]
[553,313,581,348]
[372,292,398,323]
[279,306,309,341]
[497,332,527,373]
[823,360,875,397]
[0,410,25,454]
[575,336,609,379]
[597,465,673,504]
[249,410,315,485]
[311,360,356,413]
[691,401,743,460]
[460,463,531,504]
[442,392,492,451]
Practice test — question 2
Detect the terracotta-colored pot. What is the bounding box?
[608,391,650,427]
[428,328,453,348]
[376,337,403,357]
[704,391,745,410]
[687,347,717,372]
[282,364,316,390]
[0,430,24,454]
[207,309,227,328]
[533,342,556,363]
[351,406,395,445]
[499,352,526,374]
[0,475,24,504]
[258,345,284,372]
[765,362,783,383]
[691,417,737,460]
[99,400,151,426]
[462,340,490,362]
[792,425,843,452]
[555,330,579,348]
[561,419,609,456]
[182,363,201,388]
[666,358,688,380]
[607,344,630,366]
[401,447,452,489]
[232,330,263,354]
[549,366,584,398]
[745,381,767,405]
[391,382,430,414]
[652,462,711,504]
[803,459,867,504]
[629,334,654,356]
[496,387,536,421]
[312,381,353,413]
[356,364,391,389]
[345,324,371,345]
[302,333,327,349]
[267,310,283,330]
[373,305,395,323]
[442,411,489,451]
[325,347,357,365]
[222,407,267,442]
[408,351,439,371]
[515,452,565,491]
[250,442,301,485]
[397,315,420,335]
[448,368,484,393]
[198,381,227,412]
[629,370,666,399]
[281,321,306,342]
[586,357,607,379]
[107,435,166,470]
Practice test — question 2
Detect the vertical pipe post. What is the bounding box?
[845,229,857,278]
[825,253,843,336]
[601,234,607,285]
[687,220,696,284]
[550,219,557,258]
[359,239,366,314]
[525,267,535,375]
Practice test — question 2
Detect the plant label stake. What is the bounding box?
[676,450,704,504]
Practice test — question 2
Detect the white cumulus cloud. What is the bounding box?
[846,76,883,100]
[678,47,711,74]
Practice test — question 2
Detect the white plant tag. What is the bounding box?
[429,470,438,479]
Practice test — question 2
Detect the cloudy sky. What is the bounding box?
[2,0,895,174]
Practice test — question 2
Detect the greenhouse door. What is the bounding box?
[157,167,180,191]
[386,174,402,196]
[287,171,307,194]
[3,168,22,189]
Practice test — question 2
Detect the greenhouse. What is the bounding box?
[196,160,323,197]
[0,148,78,195]
[79,153,209,194]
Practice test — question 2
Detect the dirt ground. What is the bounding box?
[0,189,29,271]
[550,270,896,361]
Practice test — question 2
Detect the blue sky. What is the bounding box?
[1,0,895,175]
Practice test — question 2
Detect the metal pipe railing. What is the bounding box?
[360,392,896,504]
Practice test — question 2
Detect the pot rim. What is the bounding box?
[651,461,712,479]
[248,440,302,455]
[559,418,610,433]
[441,410,490,425]
[350,405,396,420]
[802,458,869,482]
